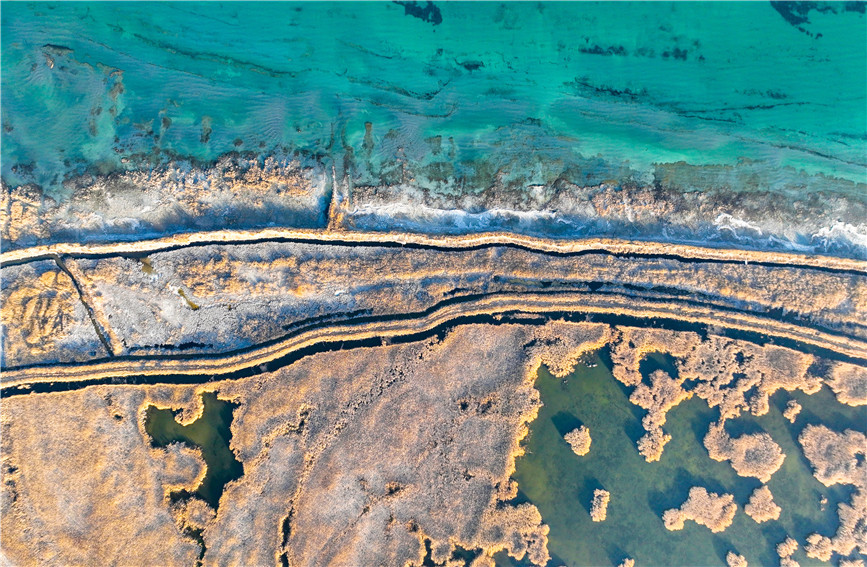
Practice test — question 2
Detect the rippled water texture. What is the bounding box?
[2,2,865,195]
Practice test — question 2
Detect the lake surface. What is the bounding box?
[509,350,866,567]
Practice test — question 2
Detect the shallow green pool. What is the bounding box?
[509,350,865,567]
[144,391,244,510]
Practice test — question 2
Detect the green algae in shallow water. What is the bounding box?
[508,349,866,567]
[144,391,243,509]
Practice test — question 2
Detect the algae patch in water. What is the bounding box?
[177,288,201,310]
[139,257,155,275]
[509,349,865,567]
[145,391,243,509]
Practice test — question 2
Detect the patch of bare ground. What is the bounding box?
[0,388,205,565]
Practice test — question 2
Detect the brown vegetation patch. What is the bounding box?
[610,327,700,387]
[630,369,692,462]
[782,400,802,423]
[679,338,817,421]
[2,269,76,355]
[637,427,672,463]
[726,551,748,567]
[0,388,204,565]
[608,328,834,463]
[590,489,610,522]
[777,536,798,558]
[799,425,867,562]
[526,321,612,378]
[204,324,552,566]
[777,534,801,566]
[743,485,781,523]
[799,425,867,488]
[0,324,565,566]
[662,486,737,533]
[704,422,785,483]
[564,426,592,457]
[827,362,867,406]
[0,262,109,367]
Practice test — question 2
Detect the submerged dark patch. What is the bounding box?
[769,1,841,37]
[394,1,442,25]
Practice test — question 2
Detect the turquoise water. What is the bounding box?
[2,2,865,195]
[509,352,866,567]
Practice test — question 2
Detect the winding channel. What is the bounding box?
[3,229,866,396]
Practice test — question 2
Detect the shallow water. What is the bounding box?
[2,2,864,193]
[144,391,243,509]
[509,350,866,567]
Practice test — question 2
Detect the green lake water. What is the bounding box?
[144,391,243,510]
[509,350,866,567]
